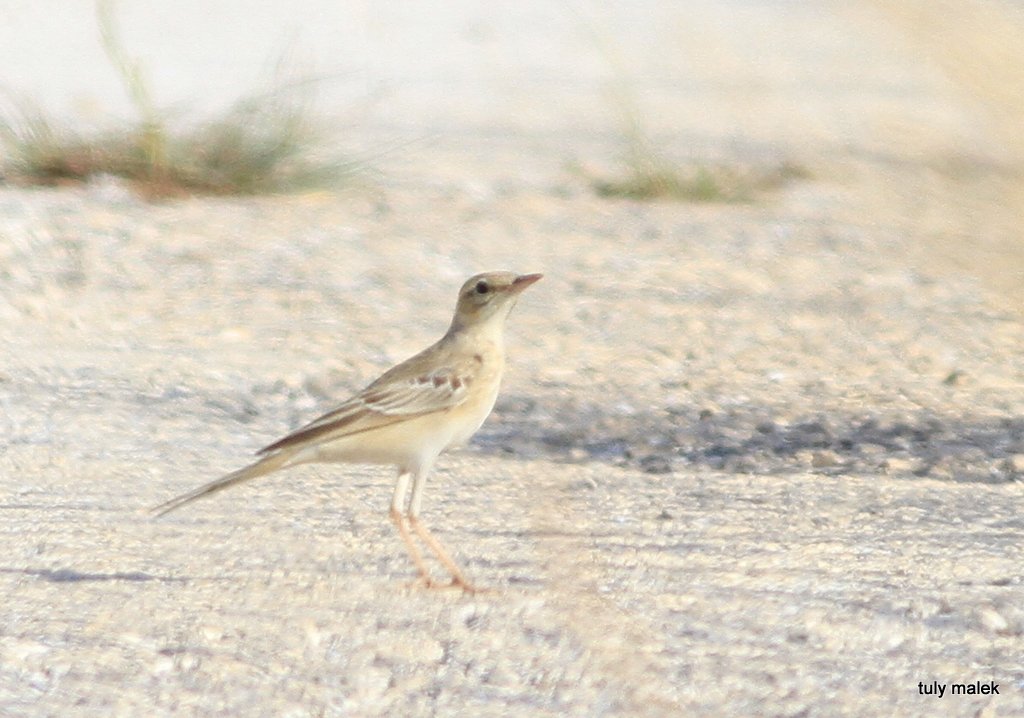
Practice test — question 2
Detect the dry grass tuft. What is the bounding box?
[0,82,355,201]
[0,0,355,199]
[591,155,809,203]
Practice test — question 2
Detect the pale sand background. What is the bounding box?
[2,1,1024,716]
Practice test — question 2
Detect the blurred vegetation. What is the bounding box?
[589,150,810,203]
[586,75,810,203]
[568,4,808,203]
[0,0,354,199]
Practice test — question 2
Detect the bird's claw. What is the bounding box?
[405,575,482,594]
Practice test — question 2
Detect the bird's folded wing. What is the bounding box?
[257,367,471,454]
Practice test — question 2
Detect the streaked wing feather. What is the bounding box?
[257,367,469,455]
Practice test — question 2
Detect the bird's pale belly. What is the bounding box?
[308,386,498,469]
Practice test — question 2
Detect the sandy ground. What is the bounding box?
[2,1,1024,716]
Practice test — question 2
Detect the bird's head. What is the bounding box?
[450,271,543,331]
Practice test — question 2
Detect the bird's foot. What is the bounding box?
[405,574,440,590]
[405,574,484,594]
[447,577,488,595]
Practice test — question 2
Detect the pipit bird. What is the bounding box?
[153,271,542,591]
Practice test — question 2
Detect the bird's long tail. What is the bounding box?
[151,450,296,517]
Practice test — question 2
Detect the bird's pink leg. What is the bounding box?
[390,470,435,585]
[408,469,477,592]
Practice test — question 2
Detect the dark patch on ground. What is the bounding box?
[479,394,1024,483]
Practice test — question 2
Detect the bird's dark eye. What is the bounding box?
[475,280,490,295]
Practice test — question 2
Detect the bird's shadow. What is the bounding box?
[476,393,1024,483]
[123,379,1024,485]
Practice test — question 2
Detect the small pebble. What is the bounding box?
[979,607,1009,634]
[1005,454,1024,474]
[640,454,672,474]
[811,450,840,468]
[882,457,914,475]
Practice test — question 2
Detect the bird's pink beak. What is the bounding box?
[510,273,543,293]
